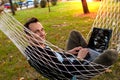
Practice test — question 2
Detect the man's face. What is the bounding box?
[29,22,46,41]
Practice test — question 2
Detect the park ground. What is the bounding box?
[0,1,120,80]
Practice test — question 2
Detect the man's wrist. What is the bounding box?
[77,57,84,61]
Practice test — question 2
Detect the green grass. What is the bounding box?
[0,1,120,80]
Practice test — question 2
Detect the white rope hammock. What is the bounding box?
[0,0,120,80]
[87,0,120,51]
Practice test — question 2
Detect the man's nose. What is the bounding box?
[39,31,44,35]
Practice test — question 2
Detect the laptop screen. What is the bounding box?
[87,27,112,53]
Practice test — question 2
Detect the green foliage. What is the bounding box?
[40,0,47,8]
[13,2,19,11]
[0,1,120,80]
[51,0,57,6]
[34,0,39,8]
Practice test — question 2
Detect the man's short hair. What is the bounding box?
[24,17,39,29]
[24,17,39,34]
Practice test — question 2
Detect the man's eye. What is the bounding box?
[34,30,39,33]
[41,28,44,31]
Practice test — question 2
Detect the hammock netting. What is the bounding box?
[0,0,120,80]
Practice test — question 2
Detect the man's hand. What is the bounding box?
[77,48,89,60]
[67,46,83,54]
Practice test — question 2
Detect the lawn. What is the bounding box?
[0,1,120,80]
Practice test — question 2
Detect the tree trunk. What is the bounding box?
[9,0,15,15]
[81,0,90,14]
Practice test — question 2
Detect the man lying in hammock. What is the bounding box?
[24,17,118,80]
